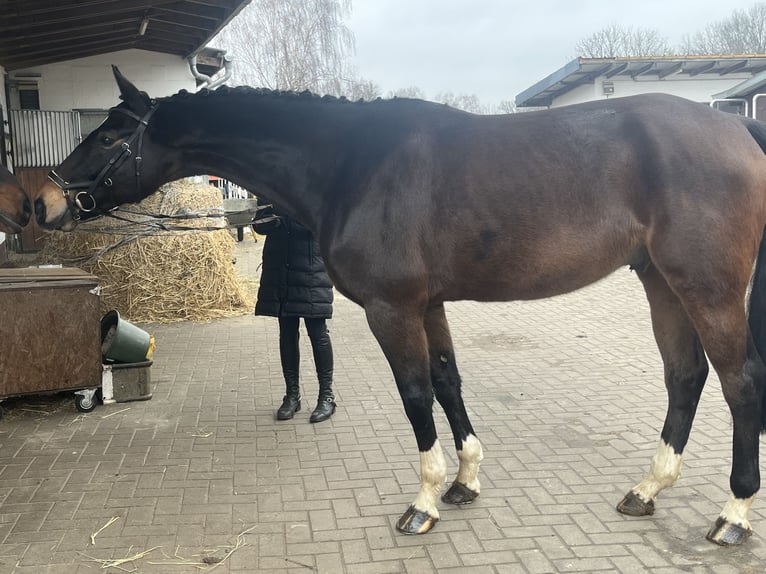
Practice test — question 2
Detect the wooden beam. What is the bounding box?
[688,62,716,76]
[719,61,748,75]
[629,63,655,78]
[657,62,683,79]
[604,63,628,79]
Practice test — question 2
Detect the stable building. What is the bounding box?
[0,1,250,258]
[515,54,766,118]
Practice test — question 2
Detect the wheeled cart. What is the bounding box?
[0,267,102,412]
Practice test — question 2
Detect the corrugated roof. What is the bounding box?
[0,1,251,71]
[712,70,766,99]
[516,55,766,108]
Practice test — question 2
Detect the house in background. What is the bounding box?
[711,70,766,119]
[0,1,250,260]
[515,54,766,117]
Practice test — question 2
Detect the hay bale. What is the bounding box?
[41,180,254,323]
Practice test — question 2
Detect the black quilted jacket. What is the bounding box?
[253,210,333,319]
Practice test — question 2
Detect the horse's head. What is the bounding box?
[34,66,163,230]
[0,165,31,234]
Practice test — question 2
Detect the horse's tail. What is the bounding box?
[743,118,766,432]
[748,227,766,433]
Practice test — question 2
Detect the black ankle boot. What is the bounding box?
[277,391,301,420]
[310,394,336,423]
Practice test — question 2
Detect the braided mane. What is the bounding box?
[164,84,363,106]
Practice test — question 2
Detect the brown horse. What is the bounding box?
[0,165,30,234]
[34,67,766,545]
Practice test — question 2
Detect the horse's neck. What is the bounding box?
[159,94,350,234]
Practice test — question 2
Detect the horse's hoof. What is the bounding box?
[441,481,479,505]
[395,505,438,535]
[616,491,654,516]
[706,516,752,546]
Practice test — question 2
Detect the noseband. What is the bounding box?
[47,103,158,220]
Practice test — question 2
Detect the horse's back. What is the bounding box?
[333,94,766,303]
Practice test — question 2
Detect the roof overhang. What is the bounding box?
[0,1,251,72]
[516,55,766,108]
[712,70,766,99]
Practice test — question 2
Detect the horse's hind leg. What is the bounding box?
[695,318,765,545]
[685,303,765,545]
[424,303,483,504]
[364,299,446,535]
[617,264,709,516]
[650,244,765,545]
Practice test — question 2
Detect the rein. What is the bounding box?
[47,103,158,220]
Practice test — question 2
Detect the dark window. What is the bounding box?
[18,89,40,110]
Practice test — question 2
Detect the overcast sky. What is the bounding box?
[347,1,761,104]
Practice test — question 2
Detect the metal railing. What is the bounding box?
[209,177,250,199]
[9,109,81,168]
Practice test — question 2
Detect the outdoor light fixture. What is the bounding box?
[602,81,615,96]
[138,16,149,36]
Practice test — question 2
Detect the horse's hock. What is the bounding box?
[40,180,254,323]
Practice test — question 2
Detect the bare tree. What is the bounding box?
[345,78,382,101]
[217,0,373,96]
[385,87,513,115]
[434,92,491,114]
[495,100,517,114]
[681,3,766,54]
[388,86,427,99]
[575,23,672,58]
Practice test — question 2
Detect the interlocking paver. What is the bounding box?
[0,236,765,572]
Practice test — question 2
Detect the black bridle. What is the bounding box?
[47,103,158,220]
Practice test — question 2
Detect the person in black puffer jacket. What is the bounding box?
[253,204,336,423]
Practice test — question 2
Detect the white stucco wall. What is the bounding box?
[552,73,754,108]
[9,49,196,112]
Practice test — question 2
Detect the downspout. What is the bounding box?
[188,54,233,90]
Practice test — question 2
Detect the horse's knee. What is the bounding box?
[430,351,463,404]
[399,383,433,412]
[397,385,437,450]
[430,350,459,383]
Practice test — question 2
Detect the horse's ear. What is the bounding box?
[112,65,151,112]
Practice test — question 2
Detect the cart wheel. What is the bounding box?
[75,390,98,413]
[237,226,244,241]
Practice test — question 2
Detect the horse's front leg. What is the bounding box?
[424,302,483,505]
[365,300,446,534]
[618,265,708,517]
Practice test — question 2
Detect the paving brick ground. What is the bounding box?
[1,235,765,573]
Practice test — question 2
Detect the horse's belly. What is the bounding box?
[442,234,644,302]
[448,265,621,301]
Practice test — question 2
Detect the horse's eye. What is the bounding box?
[101,135,114,146]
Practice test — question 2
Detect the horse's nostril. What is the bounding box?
[34,198,46,224]
[21,195,31,225]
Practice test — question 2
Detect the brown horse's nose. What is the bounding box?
[34,197,46,225]
[21,195,31,226]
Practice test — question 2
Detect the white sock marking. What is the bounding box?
[455,434,483,493]
[633,440,682,502]
[720,494,755,530]
[412,438,447,518]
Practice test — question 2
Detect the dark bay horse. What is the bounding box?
[0,165,30,234]
[34,67,766,545]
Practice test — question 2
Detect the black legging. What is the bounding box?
[278,316,333,388]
